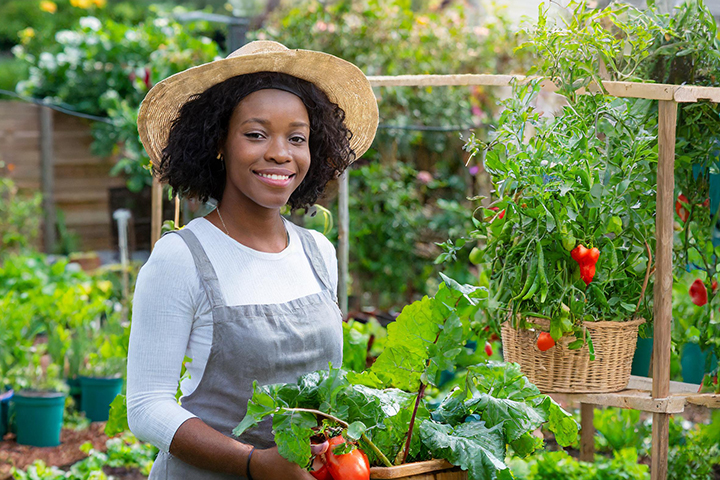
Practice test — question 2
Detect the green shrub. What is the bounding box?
[0,175,42,257]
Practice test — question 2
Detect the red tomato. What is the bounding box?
[484,341,493,357]
[310,455,332,480]
[689,279,708,306]
[325,436,370,480]
[676,194,690,222]
[537,332,555,352]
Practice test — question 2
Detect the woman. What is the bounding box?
[127,41,378,479]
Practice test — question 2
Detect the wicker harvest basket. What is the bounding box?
[501,317,645,393]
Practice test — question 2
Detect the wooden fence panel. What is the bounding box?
[0,101,126,252]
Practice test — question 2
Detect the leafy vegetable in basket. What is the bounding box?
[235,277,578,480]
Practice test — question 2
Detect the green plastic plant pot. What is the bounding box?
[66,377,82,407]
[630,336,653,377]
[79,376,124,422]
[681,343,719,385]
[0,388,13,438]
[12,390,66,447]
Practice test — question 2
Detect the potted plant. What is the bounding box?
[458,79,655,393]
[78,329,127,422]
[234,277,578,480]
[0,291,41,438]
[10,346,69,447]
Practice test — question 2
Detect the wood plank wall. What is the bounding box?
[0,101,126,252]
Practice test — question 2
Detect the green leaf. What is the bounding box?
[273,410,317,466]
[346,421,367,441]
[105,394,129,437]
[538,396,579,446]
[420,420,510,480]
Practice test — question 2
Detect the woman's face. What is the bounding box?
[221,88,311,212]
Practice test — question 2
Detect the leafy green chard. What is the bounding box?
[235,278,578,480]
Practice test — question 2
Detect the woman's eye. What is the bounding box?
[290,136,307,144]
[245,132,264,139]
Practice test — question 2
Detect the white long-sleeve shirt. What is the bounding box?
[126,217,338,452]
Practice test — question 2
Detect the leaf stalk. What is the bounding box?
[281,407,393,467]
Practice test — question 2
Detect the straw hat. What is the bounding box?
[137,41,378,168]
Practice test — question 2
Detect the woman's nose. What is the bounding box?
[265,138,292,163]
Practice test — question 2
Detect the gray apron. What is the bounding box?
[150,226,343,479]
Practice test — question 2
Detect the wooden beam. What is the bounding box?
[653,100,677,400]
[338,170,350,316]
[684,394,720,409]
[151,176,163,249]
[652,412,670,480]
[553,390,686,414]
[580,403,595,462]
[366,74,720,103]
[651,100,677,480]
[39,106,56,253]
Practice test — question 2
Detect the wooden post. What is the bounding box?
[174,195,181,228]
[579,403,595,462]
[39,106,56,253]
[338,171,350,316]
[151,177,163,249]
[651,100,677,480]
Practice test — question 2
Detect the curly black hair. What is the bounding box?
[156,72,355,210]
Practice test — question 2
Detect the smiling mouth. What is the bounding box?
[256,172,294,181]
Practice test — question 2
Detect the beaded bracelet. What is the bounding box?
[246,447,255,480]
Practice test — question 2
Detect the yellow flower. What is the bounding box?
[19,27,35,42]
[92,0,106,7]
[40,1,57,13]
[70,0,93,8]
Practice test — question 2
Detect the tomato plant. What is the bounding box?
[456,79,656,349]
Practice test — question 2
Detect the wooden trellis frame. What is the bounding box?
[150,74,720,480]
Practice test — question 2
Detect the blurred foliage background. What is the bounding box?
[0,0,533,310]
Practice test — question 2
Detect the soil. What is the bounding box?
[0,423,147,480]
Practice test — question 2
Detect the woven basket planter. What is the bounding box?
[501,317,645,393]
[370,459,466,479]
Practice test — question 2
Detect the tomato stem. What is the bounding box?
[282,407,393,468]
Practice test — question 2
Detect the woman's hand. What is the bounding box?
[251,447,315,480]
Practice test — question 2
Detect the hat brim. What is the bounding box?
[138,48,379,169]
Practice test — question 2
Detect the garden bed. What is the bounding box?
[0,423,110,480]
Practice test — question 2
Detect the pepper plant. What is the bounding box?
[457,79,657,346]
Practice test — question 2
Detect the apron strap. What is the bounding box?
[294,227,337,302]
[164,229,226,309]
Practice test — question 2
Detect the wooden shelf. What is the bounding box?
[549,376,720,413]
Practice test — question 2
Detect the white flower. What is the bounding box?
[153,17,169,28]
[79,16,102,31]
[540,160,549,166]
[56,30,81,45]
[38,52,57,71]
[56,53,68,65]
[125,30,139,42]
[65,47,82,66]
[10,45,24,58]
